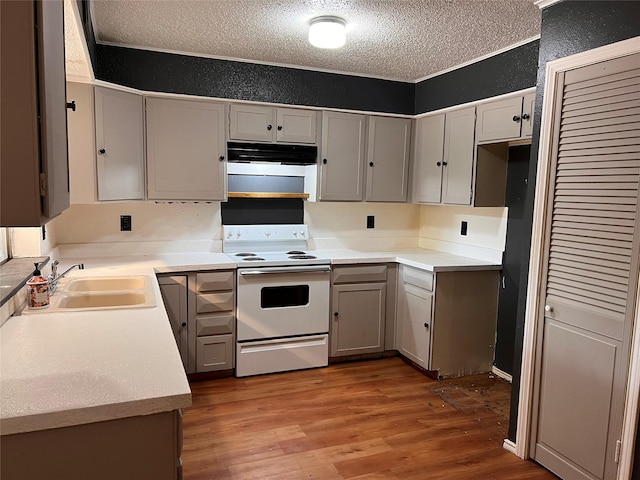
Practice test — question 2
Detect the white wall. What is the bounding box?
[418,205,507,262]
[305,202,420,250]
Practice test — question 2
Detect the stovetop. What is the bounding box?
[222,224,330,267]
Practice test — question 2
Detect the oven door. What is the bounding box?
[236,265,331,341]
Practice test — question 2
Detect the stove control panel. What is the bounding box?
[223,224,309,243]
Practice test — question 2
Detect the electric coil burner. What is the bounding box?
[222,225,330,377]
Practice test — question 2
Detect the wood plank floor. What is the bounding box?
[182,357,557,479]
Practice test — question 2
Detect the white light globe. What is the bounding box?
[309,16,346,49]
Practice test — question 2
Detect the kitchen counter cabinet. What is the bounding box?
[94,86,145,201]
[1,410,182,480]
[330,264,387,357]
[396,265,500,378]
[146,97,227,201]
[158,275,189,370]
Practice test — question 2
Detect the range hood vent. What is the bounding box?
[227,142,317,165]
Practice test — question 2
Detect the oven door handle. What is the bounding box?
[239,266,332,275]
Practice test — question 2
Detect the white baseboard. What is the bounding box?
[503,439,517,454]
[492,365,513,383]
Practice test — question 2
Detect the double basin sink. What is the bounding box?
[26,275,157,313]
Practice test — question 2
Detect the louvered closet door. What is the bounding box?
[532,53,640,480]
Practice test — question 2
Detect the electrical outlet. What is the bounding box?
[461,221,468,236]
[120,215,132,232]
[367,215,375,229]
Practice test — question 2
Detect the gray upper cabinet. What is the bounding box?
[318,111,367,201]
[1,0,69,226]
[475,93,535,143]
[442,107,476,205]
[94,87,145,201]
[411,114,445,204]
[229,104,317,144]
[146,97,227,201]
[365,116,412,202]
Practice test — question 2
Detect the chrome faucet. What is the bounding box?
[48,261,84,294]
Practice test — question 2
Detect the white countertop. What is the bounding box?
[0,248,499,436]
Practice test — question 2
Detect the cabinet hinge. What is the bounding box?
[615,439,622,463]
[39,172,47,198]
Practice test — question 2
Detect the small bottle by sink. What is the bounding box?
[26,263,50,309]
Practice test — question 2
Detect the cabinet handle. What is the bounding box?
[522,113,530,121]
[369,162,374,167]
[219,155,225,162]
[436,161,441,167]
[267,124,272,131]
[334,312,339,317]
[424,323,429,328]
[98,148,106,155]
[277,125,283,131]
[181,322,187,327]
[323,159,327,164]
[442,161,448,166]
[66,100,76,111]
[512,115,521,122]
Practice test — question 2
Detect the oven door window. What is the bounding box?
[261,285,310,308]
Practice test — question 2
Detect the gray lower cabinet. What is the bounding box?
[396,265,499,378]
[191,270,236,373]
[158,275,189,370]
[330,264,387,357]
[1,410,182,480]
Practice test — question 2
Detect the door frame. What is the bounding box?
[515,35,640,480]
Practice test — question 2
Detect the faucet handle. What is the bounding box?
[51,260,59,277]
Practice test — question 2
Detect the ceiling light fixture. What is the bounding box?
[308,16,346,49]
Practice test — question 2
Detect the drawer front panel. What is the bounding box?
[196,271,235,292]
[196,334,234,372]
[333,264,387,284]
[196,292,234,314]
[402,266,433,291]
[196,313,234,336]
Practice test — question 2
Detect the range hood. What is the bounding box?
[227,142,317,165]
[226,142,318,200]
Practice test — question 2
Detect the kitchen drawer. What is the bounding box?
[196,292,234,314]
[401,265,433,291]
[196,313,234,336]
[333,264,387,284]
[196,271,234,292]
[196,334,234,372]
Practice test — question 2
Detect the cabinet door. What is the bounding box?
[397,281,433,369]
[521,92,535,137]
[365,116,411,202]
[330,283,386,356]
[146,98,226,200]
[319,111,367,201]
[442,107,475,205]
[276,108,317,144]
[229,104,274,142]
[411,114,445,204]
[158,275,188,370]
[94,87,145,201]
[196,334,234,372]
[475,96,523,143]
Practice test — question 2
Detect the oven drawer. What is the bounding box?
[196,271,234,293]
[196,313,234,336]
[196,292,234,314]
[333,264,387,284]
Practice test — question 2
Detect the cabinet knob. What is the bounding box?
[267,124,272,131]
[219,155,225,162]
[277,125,283,131]
[334,312,339,317]
[369,162,374,167]
[98,148,106,155]
[442,161,448,166]
[436,161,441,167]
[323,158,327,164]
[521,113,530,121]
[512,115,521,123]
[544,305,553,313]
[66,100,76,111]
[424,323,429,328]
[181,322,187,327]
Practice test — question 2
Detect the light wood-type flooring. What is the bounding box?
[182,357,557,479]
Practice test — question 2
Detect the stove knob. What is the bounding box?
[265,232,271,238]
[293,231,298,237]
[226,231,233,239]
[300,230,305,237]
[236,232,242,239]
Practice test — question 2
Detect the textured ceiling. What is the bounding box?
[64,0,93,79]
[90,0,541,82]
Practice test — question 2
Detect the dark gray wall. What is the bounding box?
[508,0,640,443]
[414,40,539,114]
